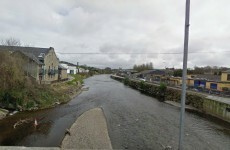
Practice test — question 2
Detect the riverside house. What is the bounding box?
[58,64,68,81]
[0,46,59,84]
[59,62,77,75]
[205,70,230,91]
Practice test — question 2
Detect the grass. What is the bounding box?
[0,74,88,111]
[38,82,80,109]
[38,74,88,109]
[0,108,8,113]
[67,74,85,85]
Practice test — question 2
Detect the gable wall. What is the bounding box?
[43,49,59,82]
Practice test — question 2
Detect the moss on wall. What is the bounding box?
[112,75,203,106]
[111,75,230,123]
[203,99,230,123]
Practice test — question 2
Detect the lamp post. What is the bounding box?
[163,61,166,69]
[179,0,190,149]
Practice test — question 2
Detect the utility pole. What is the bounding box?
[179,0,190,150]
[77,62,79,73]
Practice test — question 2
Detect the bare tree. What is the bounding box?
[24,43,34,47]
[1,37,21,46]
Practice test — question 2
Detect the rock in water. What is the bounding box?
[65,129,71,136]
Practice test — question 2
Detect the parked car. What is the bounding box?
[139,78,146,82]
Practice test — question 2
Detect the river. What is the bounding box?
[0,75,229,149]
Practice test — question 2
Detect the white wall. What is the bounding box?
[60,63,77,74]
[78,68,89,73]
[68,66,77,74]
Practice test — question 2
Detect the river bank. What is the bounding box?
[0,108,9,120]
[164,100,200,112]
[0,75,229,149]
[111,75,230,123]
[0,77,85,120]
[0,84,82,120]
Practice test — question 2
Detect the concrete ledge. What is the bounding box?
[61,108,112,149]
[164,101,200,112]
[0,147,59,150]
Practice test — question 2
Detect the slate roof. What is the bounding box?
[0,45,52,65]
[222,70,230,73]
[59,61,78,66]
[194,74,221,82]
[19,51,44,65]
[58,64,67,70]
[139,69,165,75]
[0,45,51,56]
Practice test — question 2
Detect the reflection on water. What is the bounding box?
[0,114,53,146]
[0,75,229,149]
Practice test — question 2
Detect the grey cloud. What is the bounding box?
[0,0,230,69]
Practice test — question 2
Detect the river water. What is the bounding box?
[0,75,229,149]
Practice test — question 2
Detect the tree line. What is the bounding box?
[133,62,153,72]
[173,66,228,77]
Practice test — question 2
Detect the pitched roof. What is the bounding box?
[0,45,54,65]
[139,69,165,75]
[18,51,44,65]
[222,70,230,73]
[194,74,221,82]
[59,61,77,66]
[0,45,51,57]
[58,64,67,70]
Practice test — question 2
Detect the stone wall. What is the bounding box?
[44,48,59,82]
[203,99,230,123]
[111,75,230,123]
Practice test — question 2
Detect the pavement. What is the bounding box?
[61,107,112,149]
[0,147,59,150]
[206,95,230,105]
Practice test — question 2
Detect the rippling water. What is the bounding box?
[0,75,229,149]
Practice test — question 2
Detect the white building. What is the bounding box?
[59,63,77,74]
[78,68,89,73]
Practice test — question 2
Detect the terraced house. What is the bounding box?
[0,46,59,84]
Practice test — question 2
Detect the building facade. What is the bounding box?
[1,46,59,84]
[59,63,77,74]
[58,64,68,80]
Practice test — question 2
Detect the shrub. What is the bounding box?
[123,77,130,85]
[139,81,146,90]
[159,82,167,92]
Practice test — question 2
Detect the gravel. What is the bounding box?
[61,107,112,149]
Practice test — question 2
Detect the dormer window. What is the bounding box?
[38,53,45,58]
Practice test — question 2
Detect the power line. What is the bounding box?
[56,51,230,55]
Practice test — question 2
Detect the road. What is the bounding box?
[0,75,229,149]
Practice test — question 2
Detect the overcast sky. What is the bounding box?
[0,0,229,69]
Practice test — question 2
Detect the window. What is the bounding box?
[227,74,230,81]
[48,66,51,77]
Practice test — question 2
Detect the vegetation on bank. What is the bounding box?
[67,74,86,85]
[112,75,205,110]
[122,76,167,101]
[0,75,82,111]
[0,51,84,111]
